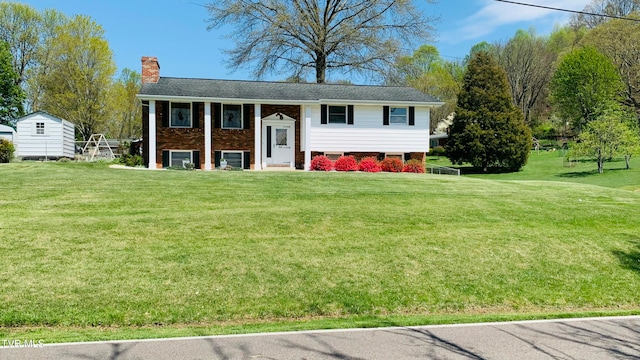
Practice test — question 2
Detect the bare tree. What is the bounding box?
[493,29,556,126]
[571,0,640,28]
[206,0,438,83]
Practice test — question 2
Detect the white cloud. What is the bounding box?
[448,0,593,42]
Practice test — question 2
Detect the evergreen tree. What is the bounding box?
[0,40,24,126]
[446,51,531,172]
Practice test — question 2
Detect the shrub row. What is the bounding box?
[310,155,424,173]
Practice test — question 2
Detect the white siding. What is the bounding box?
[16,113,75,158]
[0,125,15,144]
[309,104,431,152]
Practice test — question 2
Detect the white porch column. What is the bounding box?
[204,102,212,170]
[254,104,262,170]
[148,100,157,169]
[304,105,312,171]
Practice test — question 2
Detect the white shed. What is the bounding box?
[16,112,75,159]
[0,124,16,143]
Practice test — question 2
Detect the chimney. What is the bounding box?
[141,56,160,84]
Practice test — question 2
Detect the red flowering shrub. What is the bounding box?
[358,157,381,172]
[310,155,333,171]
[380,157,404,172]
[334,155,358,171]
[403,159,425,173]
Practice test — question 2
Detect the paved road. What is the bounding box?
[1,316,639,359]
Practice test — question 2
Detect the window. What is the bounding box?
[275,128,288,146]
[36,122,45,135]
[223,104,242,129]
[325,152,343,161]
[390,107,407,124]
[222,151,243,168]
[328,106,347,124]
[170,151,192,168]
[386,153,403,160]
[171,102,191,127]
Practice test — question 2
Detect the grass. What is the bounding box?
[1,155,639,342]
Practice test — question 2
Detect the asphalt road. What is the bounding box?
[1,316,639,359]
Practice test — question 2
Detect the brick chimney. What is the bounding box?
[141,56,160,84]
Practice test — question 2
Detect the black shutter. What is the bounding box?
[214,151,221,167]
[266,126,272,158]
[192,102,202,128]
[383,106,390,126]
[321,104,328,124]
[404,153,411,162]
[193,151,200,169]
[243,104,252,129]
[162,150,169,168]
[214,103,221,128]
[409,106,415,126]
[347,105,354,125]
[243,151,251,169]
[162,101,170,127]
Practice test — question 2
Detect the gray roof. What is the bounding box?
[139,77,441,104]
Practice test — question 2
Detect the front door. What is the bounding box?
[263,117,295,168]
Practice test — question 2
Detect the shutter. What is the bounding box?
[243,151,251,169]
[266,126,272,158]
[193,151,200,169]
[162,101,170,127]
[383,106,390,126]
[243,104,252,129]
[192,102,203,128]
[347,105,354,125]
[321,104,328,124]
[214,103,221,128]
[404,153,411,162]
[409,106,415,126]
[162,150,169,168]
[214,151,221,167]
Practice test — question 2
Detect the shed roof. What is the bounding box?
[139,77,442,105]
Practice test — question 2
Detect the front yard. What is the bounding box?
[1,160,639,342]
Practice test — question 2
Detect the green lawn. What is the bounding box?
[1,157,639,342]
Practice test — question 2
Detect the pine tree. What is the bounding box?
[446,51,531,172]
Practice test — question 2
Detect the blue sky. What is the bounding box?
[22,0,592,83]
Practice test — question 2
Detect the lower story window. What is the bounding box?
[171,151,192,168]
[324,152,343,161]
[222,151,243,169]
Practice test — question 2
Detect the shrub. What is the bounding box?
[0,139,15,163]
[310,155,333,171]
[334,155,358,171]
[119,153,144,167]
[403,159,425,173]
[358,157,381,172]
[429,145,446,157]
[380,157,403,172]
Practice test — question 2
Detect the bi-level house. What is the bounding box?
[137,56,443,170]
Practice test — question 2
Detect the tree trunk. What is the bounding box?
[598,159,604,174]
[625,154,631,169]
[315,51,326,84]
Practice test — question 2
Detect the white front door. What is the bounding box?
[263,118,295,167]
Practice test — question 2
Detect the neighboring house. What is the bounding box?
[16,112,75,160]
[430,133,448,148]
[137,56,443,170]
[0,124,16,143]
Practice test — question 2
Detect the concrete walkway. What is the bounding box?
[1,316,638,359]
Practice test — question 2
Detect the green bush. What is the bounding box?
[119,154,144,167]
[0,139,15,163]
[429,146,446,157]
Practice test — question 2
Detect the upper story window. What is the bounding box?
[171,102,192,127]
[390,107,408,125]
[328,106,347,124]
[223,104,242,129]
[35,122,45,135]
[321,104,354,125]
